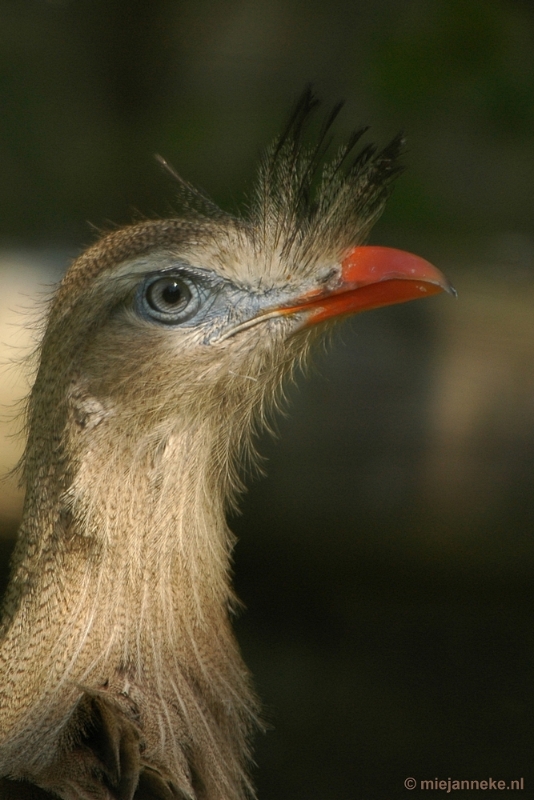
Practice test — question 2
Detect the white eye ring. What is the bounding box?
[138,274,201,324]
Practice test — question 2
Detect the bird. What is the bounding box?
[0,91,451,800]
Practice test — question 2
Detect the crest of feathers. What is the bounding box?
[160,87,404,273]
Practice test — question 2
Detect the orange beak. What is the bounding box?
[283,246,454,325]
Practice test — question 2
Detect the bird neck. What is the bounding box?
[0,412,255,778]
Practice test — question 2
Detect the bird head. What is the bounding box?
[24,92,452,513]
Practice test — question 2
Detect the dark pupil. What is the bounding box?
[162,281,182,305]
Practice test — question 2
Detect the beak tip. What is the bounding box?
[446,281,458,299]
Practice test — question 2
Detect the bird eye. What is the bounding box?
[139,274,201,324]
[147,277,190,314]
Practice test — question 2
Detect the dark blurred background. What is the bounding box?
[1,1,534,797]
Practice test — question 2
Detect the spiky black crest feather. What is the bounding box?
[251,87,404,270]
